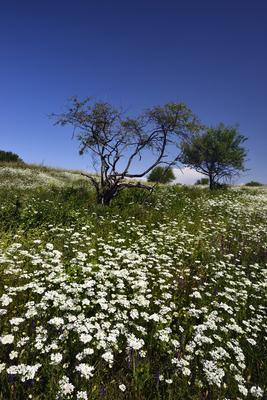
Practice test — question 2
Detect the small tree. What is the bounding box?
[54,97,200,205]
[0,150,24,163]
[180,124,247,190]
[195,177,209,185]
[147,166,175,184]
[245,181,263,187]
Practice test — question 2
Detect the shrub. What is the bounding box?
[147,166,176,184]
[195,178,209,185]
[245,181,264,187]
[0,150,24,163]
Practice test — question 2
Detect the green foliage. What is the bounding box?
[147,166,175,184]
[195,177,209,185]
[180,124,247,189]
[245,181,264,187]
[0,150,24,163]
[0,173,266,399]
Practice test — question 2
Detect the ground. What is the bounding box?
[0,164,266,399]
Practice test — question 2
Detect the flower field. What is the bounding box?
[0,180,266,399]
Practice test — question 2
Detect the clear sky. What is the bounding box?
[0,0,266,183]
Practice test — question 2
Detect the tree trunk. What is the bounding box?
[209,173,215,190]
[95,181,152,205]
[97,186,118,205]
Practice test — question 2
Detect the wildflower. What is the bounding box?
[0,334,14,344]
[238,384,248,396]
[102,351,114,366]
[6,363,41,381]
[139,350,147,358]
[50,353,63,364]
[246,338,256,345]
[77,391,88,399]
[182,367,191,376]
[165,379,173,384]
[130,309,139,319]
[9,317,24,326]
[58,376,74,395]
[76,364,95,380]
[127,334,144,350]
[119,384,126,392]
[80,333,93,344]
[9,351,18,360]
[203,361,225,387]
[0,294,12,306]
[0,363,6,373]
[250,386,264,398]
[48,317,64,327]
[190,291,202,299]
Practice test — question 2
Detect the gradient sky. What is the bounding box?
[0,0,266,183]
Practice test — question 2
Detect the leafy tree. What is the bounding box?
[0,150,24,163]
[54,97,200,205]
[180,124,247,190]
[195,177,209,185]
[245,181,263,187]
[147,166,175,184]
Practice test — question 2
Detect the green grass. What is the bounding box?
[0,168,266,399]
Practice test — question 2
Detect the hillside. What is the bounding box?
[0,163,90,189]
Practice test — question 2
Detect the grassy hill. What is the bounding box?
[0,162,90,189]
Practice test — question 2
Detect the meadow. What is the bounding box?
[0,166,266,400]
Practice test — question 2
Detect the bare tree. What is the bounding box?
[54,97,200,204]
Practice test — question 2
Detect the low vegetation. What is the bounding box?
[0,150,24,164]
[195,178,209,186]
[245,181,264,187]
[0,165,87,189]
[0,166,266,399]
[147,166,176,184]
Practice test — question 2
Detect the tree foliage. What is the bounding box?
[245,181,263,187]
[0,150,24,163]
[147,166,175,184]
[54,97,200,204]
[180,124,247,189]
[195,177,209,185]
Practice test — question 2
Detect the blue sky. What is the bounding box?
[0,0,266,183]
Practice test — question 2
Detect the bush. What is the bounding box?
[0,150,24,163]
[195,178,209,185]
[147,166,175,184]
[245,181,264,187]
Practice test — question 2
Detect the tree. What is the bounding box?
[54,97,200,204]
[0,150,24,163]
[195,177,209,185]
[180,124,247,190]
[245,181,263,187]
[147,166,175,184]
